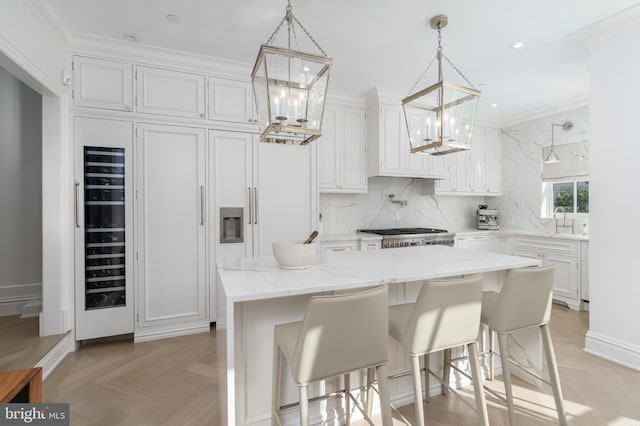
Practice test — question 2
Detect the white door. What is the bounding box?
[317,105,339,190]
[453,150,472,192]
[341,107,367,190]
[135,123,207,331]
[380,105,404,175]
[208,77,255,124]
[471,127,487,192]
[74,117,134,340]
[136,66,205,119]
[254,142,316,257]
[544,252,580,305]
[73,56,133,111]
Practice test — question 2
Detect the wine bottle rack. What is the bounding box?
[83,147,126,310]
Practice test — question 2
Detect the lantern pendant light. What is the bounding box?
[402,15,481,156]
[251,0,332,145]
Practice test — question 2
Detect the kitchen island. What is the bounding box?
[218,245,540,426]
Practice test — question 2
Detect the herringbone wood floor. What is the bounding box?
[42,306,640,425]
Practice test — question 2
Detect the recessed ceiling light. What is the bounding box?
[122,32,139,42]
[166,14,180,23]
[490,103,498,108]
[511,41,524,49]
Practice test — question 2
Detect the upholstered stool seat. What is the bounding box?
[389,275,489,426]
[481,264,567,426]
[272,286,392,426]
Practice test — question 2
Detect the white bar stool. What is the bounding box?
[481,264,568,425]
[388,275,489,426]
[271,286,393,426]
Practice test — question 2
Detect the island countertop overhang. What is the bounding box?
[217,246,541,303]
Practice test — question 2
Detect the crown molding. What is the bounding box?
[500,94,589,128]
[67,32,253,80]
[568,4,640,46]
[28,0,72,49]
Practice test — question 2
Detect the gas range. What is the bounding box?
[358,228,456,249]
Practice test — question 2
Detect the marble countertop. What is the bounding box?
[217,245,539,303]
[455,229,589,242]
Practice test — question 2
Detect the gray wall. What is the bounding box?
[0,67,42,286]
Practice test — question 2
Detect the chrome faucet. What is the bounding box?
[554,206,574,234]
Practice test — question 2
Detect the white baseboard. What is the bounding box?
[37,332,74,380]
[585,331,640,372]
[134,322,211,343]
[0,282,42,317]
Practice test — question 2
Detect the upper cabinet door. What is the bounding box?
[484,128,502,194]
[341,107,367,190]
[136,66,205,119]
[318,105,339,190]
[208,77,255,125]
[73,56,133,111]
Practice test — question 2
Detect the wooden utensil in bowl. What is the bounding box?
[303,230,319,244]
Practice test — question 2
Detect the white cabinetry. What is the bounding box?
[74,117,134,340]
[366,90,447,179]
[436,126,501,195]
[512,237,580,310]
[207,77,256,126]
[136,66,205,119]
[320,238,381,253]
[581,241,589,302]
[73,56,133,112]
[210,130,317,323]
[321,241,358,253]
[318,104,367,193]
[134,123,208,341]
[492,235,513,255]
[456,234,493,251]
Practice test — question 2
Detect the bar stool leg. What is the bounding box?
[344,373,351,424]
[411,356,425,426]
[441,349,451,395]
[468,342,490,426]
[540,324,568,426]
[299,385,309,426]
[422,354,430,402]
[489,328,495,381]
[365,367,375,416]
[376,364,393,426]
[271,343,282,426]
[497,333,516,426]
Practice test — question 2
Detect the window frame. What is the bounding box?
[542,180,589,219]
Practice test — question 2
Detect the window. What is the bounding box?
[546,180,589,216]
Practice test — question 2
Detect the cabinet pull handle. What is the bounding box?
[74,181,81,228]
[332,247,347,251]
[253,187,258,225]
[248,187,252,224]
[200,186,205,225]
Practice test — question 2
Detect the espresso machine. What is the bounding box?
[477,205,500,230]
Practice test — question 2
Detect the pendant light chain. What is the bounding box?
[264,1,328,56]
[407,20,477,94]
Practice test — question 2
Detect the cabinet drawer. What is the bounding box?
[361,241,381,251]
[513,237,579,256]
[321,242,358,253]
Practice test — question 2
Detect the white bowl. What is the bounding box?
[272,240,318,270]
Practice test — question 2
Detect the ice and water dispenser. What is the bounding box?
[220,207,244,243]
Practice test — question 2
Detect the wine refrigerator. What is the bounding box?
[74,117,134,340]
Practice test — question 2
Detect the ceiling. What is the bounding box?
[48,0,639,124]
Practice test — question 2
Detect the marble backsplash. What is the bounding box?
[495,106,590,234]
[319,177,485,234]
